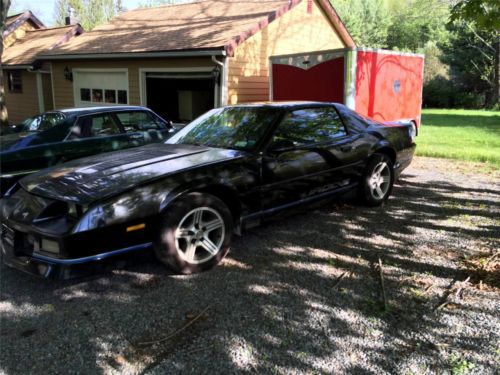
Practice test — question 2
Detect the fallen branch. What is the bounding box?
[482,252,499,269]
[138,305,211,346]
[332,271,349,289]
[421,284,434,296]
[378,257,387,311]
[433,277,459,312]
[455,276,471,299]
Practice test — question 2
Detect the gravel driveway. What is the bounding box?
[1,156,499,375]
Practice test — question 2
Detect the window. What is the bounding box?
[274,107,346,145]
[79,88,128,105]
[7,71,22,93]
[116,111,163,132]
[74,114,121,138]
[335,104,372,133]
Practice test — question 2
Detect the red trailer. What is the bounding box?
[270,48,425,131]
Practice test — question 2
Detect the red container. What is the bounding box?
[270,48,425,129]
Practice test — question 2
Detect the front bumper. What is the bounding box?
[1,234,152,279]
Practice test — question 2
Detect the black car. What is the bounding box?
[0,102,416,278]
[0,106,175,195]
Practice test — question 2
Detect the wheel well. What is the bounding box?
[374,147,396,164]
[196,185,242,223]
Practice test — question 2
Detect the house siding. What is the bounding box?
[51,57,214,109]
[4,21,38,48]
[228,0,346,104]
[4,70,40,124]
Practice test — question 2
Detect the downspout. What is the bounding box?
[212,55,226,107]
[28,67,45,113]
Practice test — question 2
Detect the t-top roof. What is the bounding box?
[2,25,83,67]
[43,0,354,58]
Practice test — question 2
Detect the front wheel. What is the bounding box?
[154,193,233,274]
[358,154,394,206]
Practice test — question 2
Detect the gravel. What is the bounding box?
[1,156,499,374]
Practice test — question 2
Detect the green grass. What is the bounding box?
[417,109,500,168]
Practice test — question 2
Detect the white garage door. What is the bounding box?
[73,70,128,107]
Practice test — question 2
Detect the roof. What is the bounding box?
[3,11,45,37]
[57,105,150,115]
[2,25,83,67]
[43,0,355,58]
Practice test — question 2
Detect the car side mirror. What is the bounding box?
[267,139,295,153]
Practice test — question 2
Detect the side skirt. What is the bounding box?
[239,182,358,231]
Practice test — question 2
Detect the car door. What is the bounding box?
[260,106,360,210]
[114,110,174,147]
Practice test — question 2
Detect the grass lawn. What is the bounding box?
[417,108,500,168]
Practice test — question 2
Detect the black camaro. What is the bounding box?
[0,102,416,278]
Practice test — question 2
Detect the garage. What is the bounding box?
[73,69,129,107]
[140,69,216,124]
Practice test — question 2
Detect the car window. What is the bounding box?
[18,112,66,132]
[71,114,122,139]
[335,104,377,133]
[116,111,164,132]
[274,107,346,146]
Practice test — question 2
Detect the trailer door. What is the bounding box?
[271,52,345,103]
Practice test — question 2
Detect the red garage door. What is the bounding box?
[272,55,344,103]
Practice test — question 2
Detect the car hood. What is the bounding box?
[19,143,246,204]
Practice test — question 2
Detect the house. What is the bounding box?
[39,0,355,123]
[1,11,83,123]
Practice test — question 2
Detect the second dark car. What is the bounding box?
[1,102,416,278]
[0,106,175,195]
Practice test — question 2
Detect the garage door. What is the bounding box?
[73,70,128,107]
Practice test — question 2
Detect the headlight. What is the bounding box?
[41,238,60,254]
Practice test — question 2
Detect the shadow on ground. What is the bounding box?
[1,158,499,374]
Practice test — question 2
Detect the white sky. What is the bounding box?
[9,0,143,26]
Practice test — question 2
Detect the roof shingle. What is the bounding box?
[2,25,83,66]
[43,0,299,56]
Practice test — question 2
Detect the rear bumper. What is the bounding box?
[1,240,152,279]
[394,143,416,178]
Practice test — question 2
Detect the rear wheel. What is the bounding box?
[358,154,394,206]
[154,193,233,274]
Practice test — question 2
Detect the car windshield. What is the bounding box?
[165,107,280,151]
[18,112,67,132]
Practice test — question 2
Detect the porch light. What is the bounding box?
[64,66,73,81]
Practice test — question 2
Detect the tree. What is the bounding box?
[449,0,499,107]
[386,0,450,52]
[1,0,11,127]
[54,0,117,31]
[330,0,392,47]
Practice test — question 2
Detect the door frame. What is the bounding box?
[138,67,219,109]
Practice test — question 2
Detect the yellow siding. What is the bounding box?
[3,21,37,48]
[51,57,213,109]
[4,71,40,124]
[228,0,345,104]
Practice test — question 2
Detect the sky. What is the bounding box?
[8,0,144,26]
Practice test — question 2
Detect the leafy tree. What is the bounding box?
[386,0,450,52]
[54,0,117,30]
[1,0,12,127]
[448,0,499,107]
[330,0,392,48]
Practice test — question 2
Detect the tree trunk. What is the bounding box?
[494,38,500,108]
[1,0,12,127]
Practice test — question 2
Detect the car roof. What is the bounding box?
[55,106,151,116]
[225,101,339,109]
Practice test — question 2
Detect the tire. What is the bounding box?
[154,192,233,274]
[358,153,394,206]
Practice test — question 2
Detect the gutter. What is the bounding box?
[38,49,226,61]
